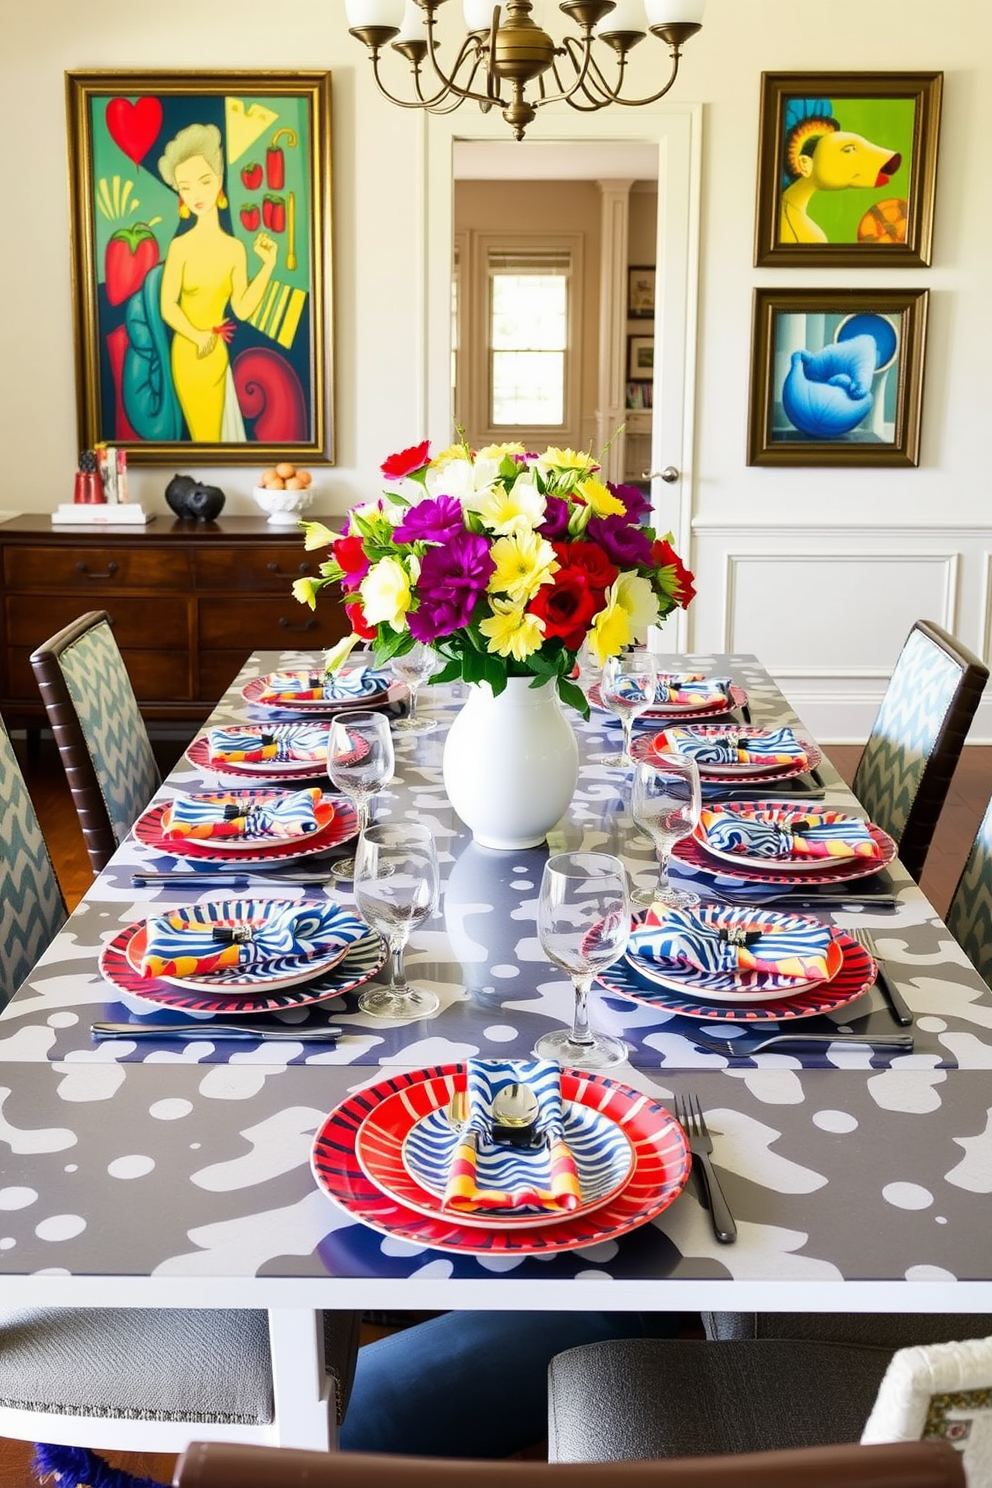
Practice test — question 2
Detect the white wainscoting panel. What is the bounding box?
[688,524,992,743]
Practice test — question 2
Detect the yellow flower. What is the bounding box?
[359,556,413,632]
[431,442,470,470]
[324,634,362,673]
[302,521,338,552]
[479,599,546,661]
[588,596,632,665]
[577,476,625,517]
[541,447,595,474]
[471,473,545,536]
[488,530,559,604]
[614,571,660,641]
[477,442,526,461]
[292,576,319,609]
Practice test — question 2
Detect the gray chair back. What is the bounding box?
[0,713,67,1008]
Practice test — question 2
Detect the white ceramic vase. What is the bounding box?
[442,676,580,850]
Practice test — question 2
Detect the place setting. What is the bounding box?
[241,661,407,718]
[309,1054,692,1256]
[95,895,386,1031]
[588,656,750,756]
[631,721,826,802]
[185,721,332,782]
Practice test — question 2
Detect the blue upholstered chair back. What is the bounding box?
[851,620,988,882]
[946,792,992,990]
[0,715,67,1008]
[57,619,161,849]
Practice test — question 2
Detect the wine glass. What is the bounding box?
[353,822,440,1019]
[534,851,630,1069]
[599,649,660,768]
[630,753,701,909]
[390,642,439,734]
[326,709,395,881]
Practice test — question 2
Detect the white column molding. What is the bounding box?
[595,179,633,483]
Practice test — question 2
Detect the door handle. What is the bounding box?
[641,466,679,484]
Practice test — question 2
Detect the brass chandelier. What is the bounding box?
[344,0,704,140]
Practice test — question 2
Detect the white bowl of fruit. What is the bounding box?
[253,464,314,525]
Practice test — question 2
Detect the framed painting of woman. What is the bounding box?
[753,72,942,267]
[65,71,334,464]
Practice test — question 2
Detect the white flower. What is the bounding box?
[614,571,660,642]
[425,455,500,507]
[359,556,413,632]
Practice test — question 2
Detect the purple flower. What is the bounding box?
[392,494,465,545]
[538,496,570,540]
[608,480,651,523]
[587,514,654,568]
[408,531,495,642]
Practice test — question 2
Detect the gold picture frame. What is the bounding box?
[754,71,942,267]
[65,69,334,464]
[747,287,929,467]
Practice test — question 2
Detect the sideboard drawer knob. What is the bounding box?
[277,616,319,633]
[76,560,119,580]
[266,561,314,577]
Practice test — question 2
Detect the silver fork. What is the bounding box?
[853,927,913,1026]
[674,1092,737,1245]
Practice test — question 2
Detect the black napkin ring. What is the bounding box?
[211,922,255,944]
[719,925,763,947]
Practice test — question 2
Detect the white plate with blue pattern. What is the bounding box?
[355,1092,635,1229]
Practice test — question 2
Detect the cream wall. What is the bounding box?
[2,0,990,737]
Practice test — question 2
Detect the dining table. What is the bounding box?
[0,647,990,1448]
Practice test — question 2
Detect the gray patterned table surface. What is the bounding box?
[0,1059,988,1307]
[5,651,990,1073]
[1,651,990,1312]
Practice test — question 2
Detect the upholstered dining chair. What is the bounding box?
[849,618,988,883]
[30,609,162,873]
[174,1438,966,1488]
[945,787,992,989]
[547,1323,992,1468]
[0,710,67,1009]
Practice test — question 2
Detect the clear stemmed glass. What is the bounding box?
[630,753,702,909]
[534,851,630,1070]
[599,649,660,768]
[390,642,439,734]
[325,709,395,881]
[353,821,440,1019]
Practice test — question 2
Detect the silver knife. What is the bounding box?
[131,871,334,888]
[91,1022,343,1042]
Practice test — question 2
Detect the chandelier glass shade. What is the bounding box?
[344,0,704,139]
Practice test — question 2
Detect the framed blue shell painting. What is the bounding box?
[747,288,929,467]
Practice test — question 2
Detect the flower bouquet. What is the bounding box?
[293,439,695,717]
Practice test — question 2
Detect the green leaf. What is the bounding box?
[557,675,590,719]
[431,656,462,685]
[372,629,411,663]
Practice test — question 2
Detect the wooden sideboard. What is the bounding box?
[0,514,346,729]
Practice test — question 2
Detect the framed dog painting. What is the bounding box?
[753,72,942,267]
[65,70,334,463]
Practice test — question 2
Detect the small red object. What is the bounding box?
[74,472,103,505]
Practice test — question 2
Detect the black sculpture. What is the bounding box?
[165,474,226,522]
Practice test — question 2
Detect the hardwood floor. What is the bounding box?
[4,736,990,1481]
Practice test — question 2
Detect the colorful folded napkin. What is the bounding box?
[207,723,330,766]
[164,788,325,841]
[699,805,882,862]
[656,725,808,769]
[257,667,379,704]
[654,674,732,708]
[629,904,833,984]
[140,901,363,979]
[443,1058,582,1214]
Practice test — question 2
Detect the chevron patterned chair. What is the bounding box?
[0,711,67,1010]
[29,610,163,873]
[946,789,992,989]
[850,619,988,883]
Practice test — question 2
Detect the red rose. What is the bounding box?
[529,566,599,651]
[333,534,369,590]
[381,440,431,480]
[345,600,377,641]
[652,539,696,607]
[554,541,619,595]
